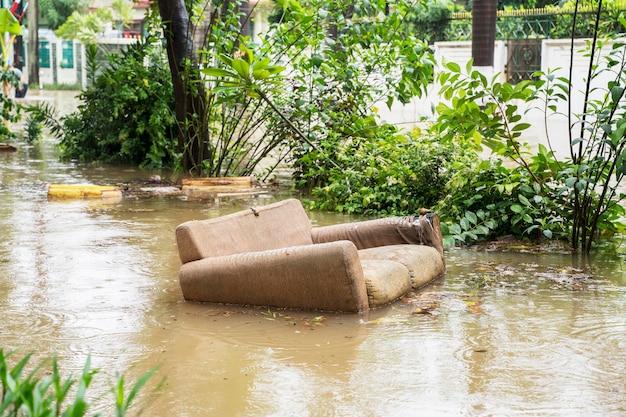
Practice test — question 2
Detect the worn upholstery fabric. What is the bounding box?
[176,198,313,264]
[175,198,446,313]
[179,241,369,312]
[358,245,445,289]
[312,213,445,261]
[361,260,412,307]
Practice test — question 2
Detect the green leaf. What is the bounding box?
[202,68,236,78]
[252,69,271,80]
[231,58,250,79]
[510,204,524,214]
[611,85,624,103]
[253,58,271,71]
[311,54,323,67]
[518,194,532,207]
[464,211,478,224]
[512,123,531,131]
[446,61,461,72]
[475,225,490,235]
[450,223,462,235]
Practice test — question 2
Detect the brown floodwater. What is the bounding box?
[1,92,626,416]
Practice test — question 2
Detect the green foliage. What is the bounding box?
[30,38,177,169]
[435,151,569,247]
[546,0,626,38]
[23,111,44,143]
[255,0,435,188]
[41,83,82,91]
[184,0,296,178]
[441,1,626,42]
[305,128,476,216]
[39,0,89,30]
[401,0,456,43]
[55,0,136,44]
[0,349,158,417]
[431,26,626,252]
[0,67,23,140]
[553,36,626,252]
[56,9,114,45]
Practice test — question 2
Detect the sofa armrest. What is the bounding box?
[178,240,369,313]
[311,213,444,259]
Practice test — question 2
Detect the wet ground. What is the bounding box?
[1,91,626,416]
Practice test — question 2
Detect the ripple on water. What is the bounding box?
[0,308,80,349]
[571,318,626,347]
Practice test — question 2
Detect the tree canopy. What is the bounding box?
[39,0,89,29]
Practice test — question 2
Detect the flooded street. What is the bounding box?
[1,92,626,416]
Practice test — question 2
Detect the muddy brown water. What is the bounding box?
[1,92,626,416]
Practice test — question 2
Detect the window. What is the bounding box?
[61,40,74,68]
[39,40,50,68]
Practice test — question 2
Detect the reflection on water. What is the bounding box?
[1,92,626,416]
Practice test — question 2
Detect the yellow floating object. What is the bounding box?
[47,184,123,199]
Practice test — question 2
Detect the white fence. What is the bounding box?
[374,38,624,157]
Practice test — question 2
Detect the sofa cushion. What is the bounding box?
[358,245,444,289]
[361,260,412,307]
[176,198,313,264]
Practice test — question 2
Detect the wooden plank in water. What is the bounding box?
[181,177,257,196]
[181,177,253,189]
[0,143,17,152]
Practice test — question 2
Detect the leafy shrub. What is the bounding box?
[255,0,435,190]
[434,150,570,247]
[304,126,477,216]
[432,26,626,251]
[402,0,456,43]
[30,37,177,169]
[23,111,44,143]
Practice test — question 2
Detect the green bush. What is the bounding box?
[432,29,626,251]
[254,0,435,190]
[31,38,177,169]
[402,0,456,43]
[434,152,569,247]
[303,126,477,216]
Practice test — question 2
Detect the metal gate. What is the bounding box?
[505,39,542,84]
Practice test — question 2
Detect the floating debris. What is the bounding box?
[0,143,17,152]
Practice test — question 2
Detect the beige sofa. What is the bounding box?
[175,198,445,314]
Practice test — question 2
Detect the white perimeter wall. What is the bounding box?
[374,38,624,158]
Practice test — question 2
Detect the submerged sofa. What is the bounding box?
[175,198,445,314]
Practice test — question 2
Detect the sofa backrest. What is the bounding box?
[176,198,314,264]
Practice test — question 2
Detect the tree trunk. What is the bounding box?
[27,0,39,86]
[157,0,208,174]
[471,0,497,69]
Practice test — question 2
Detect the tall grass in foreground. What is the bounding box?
[0,350,160,417]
